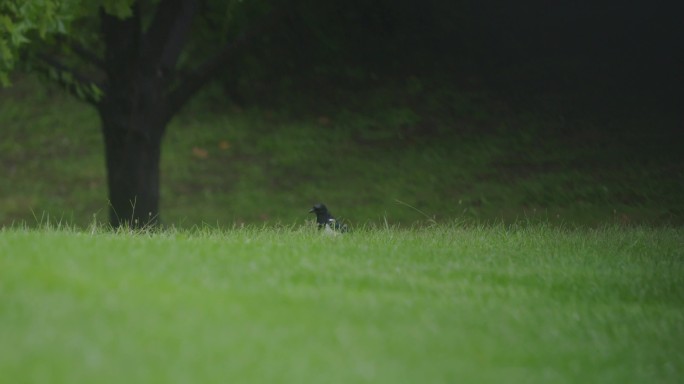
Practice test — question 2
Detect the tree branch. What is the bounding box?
[142,0,198,73]
[60,37,105,69]
[165,8,285,115]
[101,5,142,81]
[36,54,105,106]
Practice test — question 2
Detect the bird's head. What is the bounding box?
[309,203,328,214]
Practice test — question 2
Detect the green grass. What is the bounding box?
[1,225,683,383]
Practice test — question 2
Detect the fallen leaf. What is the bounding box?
[192,147,209,159]
[218,140,230,150]
[317,116,331,126]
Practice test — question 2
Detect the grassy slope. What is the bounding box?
[1,226,682,383]
[0,74,682,227]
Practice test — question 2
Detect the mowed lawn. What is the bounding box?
[0,225,682,383]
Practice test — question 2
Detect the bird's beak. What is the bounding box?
[308,208,314,213]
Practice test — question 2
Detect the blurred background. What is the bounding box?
[1,0,682,227]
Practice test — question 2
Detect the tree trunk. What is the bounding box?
[100,107,165,228]
[96,3,198,229]
[91,1,276,228]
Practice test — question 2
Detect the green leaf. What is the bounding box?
[61,70,74,84]
[0,71,9,86]
[75,84,85,99]
[90,83,104,101]
[100,0,135,18]
[11,30,30,46]
[48,66,58,80]
[0,42,13,63]
[0,15,14,31]
[56,20,66,34]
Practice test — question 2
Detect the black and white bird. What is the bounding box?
[309,203,347,233]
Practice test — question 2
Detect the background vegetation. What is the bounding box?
[2,0,682,228]
[1,68,682,228]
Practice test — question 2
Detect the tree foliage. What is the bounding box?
[2,0,279,227]
[0,0,137,85]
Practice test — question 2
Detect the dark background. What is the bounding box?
[2,0,682,227]
[226,0,683,120]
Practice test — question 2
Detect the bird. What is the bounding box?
[309,203,348,233]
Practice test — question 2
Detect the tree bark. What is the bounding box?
[98,5,171,228]
[99,106,165,228]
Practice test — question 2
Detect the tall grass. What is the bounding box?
[1,225,682,383]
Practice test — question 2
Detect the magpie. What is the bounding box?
[309,203,348,233]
